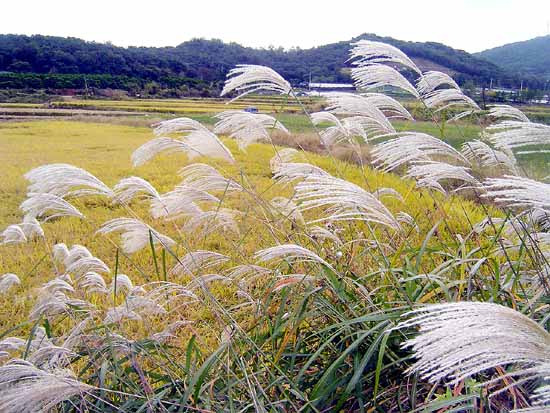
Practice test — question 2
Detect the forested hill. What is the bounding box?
[476,35,550,78]
[0,33,536,95]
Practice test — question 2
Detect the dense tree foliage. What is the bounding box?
[477,35,550,79]
[0,33,543,96]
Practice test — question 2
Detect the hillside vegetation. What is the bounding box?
[0,33,531,96]
[477,35,550,78]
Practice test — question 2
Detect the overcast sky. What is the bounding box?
[4,0,550,52]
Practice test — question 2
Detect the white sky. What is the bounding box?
[3,0,550,53]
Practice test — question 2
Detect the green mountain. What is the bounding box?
[0,33,536,96]
[476,35,550,79]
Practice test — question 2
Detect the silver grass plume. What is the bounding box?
[150,321,192,343]
[272,162,330,184]
[24,163,112,198]
[141,281,197,308]
[423,88,480,114]
[214,110,289,150]
[270,196,304,224]
[0,337,26,353]
[150,186,218,220]
[40,278,74,295]
[371,132,468,172]
[112,176,160,204]
[65,255,109,279]
[461,140,519,174]
[255,243,333,269]
[138,118,236,164]
[481,176,550,212]
[170,250,230,276]
[294,174,401,230]
[404,161,479,194]
[52,243,70,265]
[416,71,460,96]
[349,40,421,74]
[178,163,242,192]
[29,291,90,321]
[110,273,134,295]
[325,92,412,120]
[0,359,94,413]
[181,208,240,237]
[486,121,550,154]
[270,147,301,172]
[308,225,344,247]
[0,225,26,245]
[97,217,175,254]
[0,273,21,294]
[131,137,191,167]
[488,104,530,123]
[225,264,272,282]
[78,271,108,294]
[20,193,84,221]
[351,64,420,98]
[399,302,550,409]
[63,244,93,267]
[221,64,292,101]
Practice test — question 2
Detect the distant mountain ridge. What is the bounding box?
[0,33,542,95]
[476,35,550,79]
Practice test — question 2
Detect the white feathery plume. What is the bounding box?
[131,137,191,167]
[179,124,235,163]
[187,274,231,290]
[150,186,218,220]
[271,274,316,293]
[399,302,550,407]
[97,218,175,254]
[29,292,90,321]
[110,274,134,295]
[481,176,550,211]
[221,64,292,100]
[112,176,160,204]
[78,271,108,294]
[351,64,420,98]
[181,208,240,237]
[178,163,242,192]
[225,264,272,282]
[405,161,479,194]
[486,121,550,154]
[104,295,166,324]
[270,196,304,223]
[416,71,460,95]
[372,187,404,202]
[461,140,519,174]
[294,174,401,230]
[0,359,95,413]
[0,225,27,245]
[66,256,109,279]
[0,273,21,293]
[170,250,230,276]
[360,93,413,120]
[371,132,468,172]
[24,163,112,198]
[142,282,197,308]
[214,110,289,150]
[20,193,84,221]
[272,162,330,184]
[311,111,391,145]
[52,243,70,264]
[488,105,530,123]
[308,225,344,246]
[152,117,206,137]
[28,345,75,369]
[269,148,301,172]
[0,337,26,352]
[40,278,74,295]
[325,92,412,121]
[423,88,480,113]
[64,245,93,267]
[254,243,333,269]
[349,40,421,74]
[19,216,44,239]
